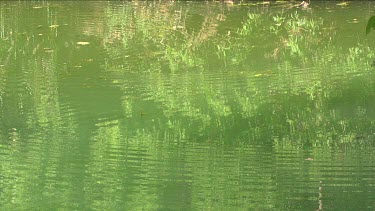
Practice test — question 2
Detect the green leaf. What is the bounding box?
[366,16,375,35]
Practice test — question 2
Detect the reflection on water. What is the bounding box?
[1,1,375,210]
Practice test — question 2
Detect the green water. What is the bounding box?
[1,1,375,210]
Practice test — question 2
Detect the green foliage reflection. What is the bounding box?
[1,1,375,210]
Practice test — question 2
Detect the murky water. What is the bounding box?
[1,1,375,210]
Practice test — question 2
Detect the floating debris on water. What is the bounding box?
[77,42,90,45]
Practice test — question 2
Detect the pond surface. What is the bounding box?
[1,1,375,210]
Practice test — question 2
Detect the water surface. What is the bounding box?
[1,1,375,210]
